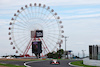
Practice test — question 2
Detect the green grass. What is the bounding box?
[0,58,50,67]
[0,63,26,67]
[0,59,44,67]
[71,61,98,67]
[0,59,43,61]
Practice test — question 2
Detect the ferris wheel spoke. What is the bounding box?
[14,23,28,29]
[40,38,50,52]
[47,33,60,36]
[40,7,44,19]
[46,37,57,44]
[15,35,30,46]
[16,46,23,53]
[32,7,35,18]
[52,44,59,51]
[13,34,29,42]
[16,37,31,53]
[44,34,57,44]
[40,39,47,53]
[44,27,59,30]
[13,33,29,37]
[19,14,32,26]
[44,22,58,28]
[12,32,27,33]
[40,39,48,54]
[14,32,29,37]
[13,28,29,31]
[27,7,31,19]
[42,38,53,52]
[43,14,55,25]
[43,36,57,50]
[44,17,59,27]
[45,19,56,26]
[31,6,33,18]
[35,12,38,18]
[20,13,29,24]
[27,23,38,31]
[45,33,59,39]
[23,10,30,20]
[16,17,32,27]
[17,15,28,23]
[36,7,39,18]
[40,13,54,26]
[45,16,54,24]
[45,33,60,38]
[15,20,29,27]
[40,18,56,27]
[41,8,48,20]
[20,12,28,20]
[25,19,37,30]
[44,29,60,32]
[23,38,33,55]
[37,7,40,18]
[43,27,59,30]
[20,37,30,49]
[43,12,51,21]
[48,34,58,39]
[35,6,37,18]
[12,33,28,36]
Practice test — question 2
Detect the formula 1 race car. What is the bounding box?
[50,59,60,65]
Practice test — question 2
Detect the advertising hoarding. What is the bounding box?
[32,41,42,53]
[36,30,43,38]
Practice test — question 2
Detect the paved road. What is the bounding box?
[0,60,81,67]
[26,60,77,67]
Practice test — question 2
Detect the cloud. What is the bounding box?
[93,40,100,43]
[60,8,100,14]
[79,9,100,14]
[0,0,100,21]
[0,9,16,15]
[0,0,100,8]
[62,14,100,19]
[0,19,9,25]
[62,17,100,50]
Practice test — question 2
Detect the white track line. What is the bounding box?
[68,62,83,67]
[24,60,45,67]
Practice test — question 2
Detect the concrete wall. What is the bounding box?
[83,58,100,66]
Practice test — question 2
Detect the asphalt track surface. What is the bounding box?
[0,60,80,67]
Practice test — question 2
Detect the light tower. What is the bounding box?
[64,36,69,59]
[82,50,86,58]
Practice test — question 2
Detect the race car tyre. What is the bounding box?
[58,61,60,64]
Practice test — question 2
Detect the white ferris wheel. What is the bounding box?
[8,3,64,56]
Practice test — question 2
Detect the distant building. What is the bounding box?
[89,45,100,60]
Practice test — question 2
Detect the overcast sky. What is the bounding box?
[0,0,100,57]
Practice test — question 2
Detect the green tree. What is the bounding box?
[57,49,64,55]
[47,49,64,59]
[47,52,53,58]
